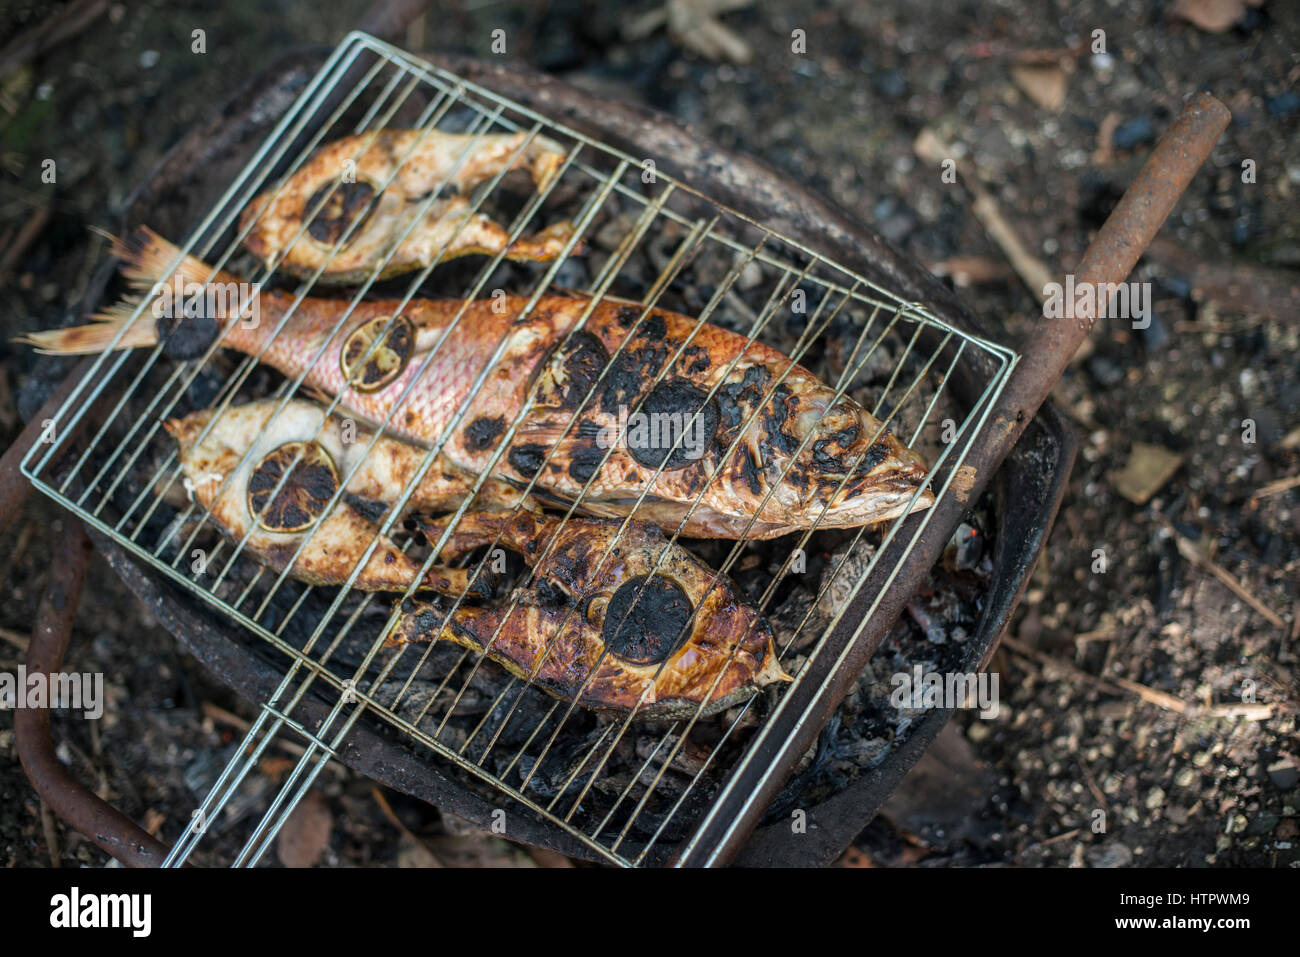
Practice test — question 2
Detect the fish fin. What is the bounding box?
[105,225,246,293]
[755,641,793,687]
[15,226,246,356]
[15,295,159,354]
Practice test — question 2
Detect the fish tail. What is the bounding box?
[103,225,247,296]
[16,226,249,356]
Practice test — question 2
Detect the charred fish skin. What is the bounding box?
[22,227,934,539]
[238,129,579,284]
[390,510,789,718]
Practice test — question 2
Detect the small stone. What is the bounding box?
[1111,116,1155,151]
[1087,355,1125,388]
[873,69,907,101]
[1174,767,1195,787]
[1086,842,1133,868]
[1265,92,1300,117]
[1145,786,1166,809]
[1268,760,1299,790]
[737,261,764,290]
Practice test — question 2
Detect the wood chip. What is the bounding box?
[1109,442,1184,505]
[927,255,1013,286]
[276,789,333,868]
[1169,0,1262,34]
[1011,63,1067,111]
[1093,112,1121,167]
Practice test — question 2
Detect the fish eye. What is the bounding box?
[305,180,377,246]
[340,315,413,392]
[600,575,694,665]
[247,440,339,532]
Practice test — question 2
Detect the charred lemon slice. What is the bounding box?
[247,440,339,532]
[340,315,413,392]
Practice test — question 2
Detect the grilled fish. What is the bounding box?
[390,509,789,718]
[24,227,934,539]
[240,129,579,284]
[164,399,529,591]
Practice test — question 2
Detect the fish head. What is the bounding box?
[708,361,934,535]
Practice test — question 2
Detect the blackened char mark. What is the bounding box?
[464,415,506,451]
[811,425,861,471]
[600,313,675,414]
[546,331,609,409]
[680,345,711,376]
[568,445,606,483]
[602,575,694,665]
[714,365,772,436]
[854,438,892,474]
[508,443,548,478]
[629,380,719,471]
[760,384,799,456]
[534,578,568,606]
[735,446,764,495]
[306,181,376,245]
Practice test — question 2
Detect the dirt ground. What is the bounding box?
[0,1,1296,868]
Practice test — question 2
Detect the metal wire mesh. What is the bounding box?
[21,32,1018,867]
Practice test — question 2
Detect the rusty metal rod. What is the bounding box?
[677,92,1231,867]
[14,518,171,867]
[0,359,91,541]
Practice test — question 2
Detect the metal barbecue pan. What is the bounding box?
[9,32,1225,867]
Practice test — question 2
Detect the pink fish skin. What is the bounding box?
[20,227,934,539]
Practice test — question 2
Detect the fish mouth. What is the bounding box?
[817,456,934,527]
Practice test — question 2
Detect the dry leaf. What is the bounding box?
[1110,442,1184,505]
[276,789,332,868]
[1169,0,1262,33]
[1011,63,1067,111]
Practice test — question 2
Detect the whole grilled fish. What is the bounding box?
[240,129,579,284]
[24,227,934,539]
[390,510,789,718]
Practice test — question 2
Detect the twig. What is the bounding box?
[0,205,51,282]
[370,786,445,867]
[40,799,60,867]
[1002,636,1274,720]
[913,129,1056,303]
[1017,826,1082,861]
[1203,703,1274,720]
[0,626,29,652]
[1251,474,1300,501]
[0,0,109,81]
[1169,530,1286,629]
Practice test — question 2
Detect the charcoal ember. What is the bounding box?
[944,522,983,572]
[815,539,877,624]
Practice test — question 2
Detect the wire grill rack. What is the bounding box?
[22,32,1018,866]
